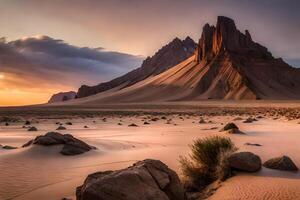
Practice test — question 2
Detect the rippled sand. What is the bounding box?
[1,115,300,199]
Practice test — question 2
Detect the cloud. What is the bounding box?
[0,35,143,92]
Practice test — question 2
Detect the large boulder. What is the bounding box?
[263,156,298,171]
[228,152,261,172]
[22,132,95,155]
[76,159,185,200]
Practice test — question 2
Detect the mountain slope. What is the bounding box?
[76,37,196,98]
[64,16,300,104]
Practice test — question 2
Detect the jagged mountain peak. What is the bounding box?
[196,16,273,63]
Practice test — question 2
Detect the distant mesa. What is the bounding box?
[55,16,300,104]
[48,91,77,103]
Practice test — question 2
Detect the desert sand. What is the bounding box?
[1,103,300,200]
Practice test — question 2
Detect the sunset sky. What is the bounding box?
[0,0,300,106]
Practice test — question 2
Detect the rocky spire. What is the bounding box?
[196,16,272,63]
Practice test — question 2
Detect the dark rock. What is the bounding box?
[221,123,238,131]
[5,122,9,126]
[25,120,31,125]
[245,143,262,146]
[228,152,262,172]
[243,118,256,123]
[128,123,138,127]
[66,122,73,125]
[23,132,95,155]
[84,126,89,128]
[199,118,206,124]
[263,156,298,171]
[57,126,67,130]
[27,126,38,131]
[2,145,17,150]
[144,121,150,125]
[76,159,185,200]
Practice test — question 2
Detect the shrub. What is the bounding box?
[180,136,236,191]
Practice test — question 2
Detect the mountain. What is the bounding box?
[61,16,300,105]
[76,37,197,98]
[48,91,77,103]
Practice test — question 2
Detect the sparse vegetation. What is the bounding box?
[180,136,236,191]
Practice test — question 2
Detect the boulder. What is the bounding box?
[23,132,95,155]
[263,156,298,171]
[228,152,261,172]
[76,159,185,200]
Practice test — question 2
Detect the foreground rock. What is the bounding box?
[263,156,298,171]
[228,152,261,172]
[76,159,185,200]
[23,132,95,155]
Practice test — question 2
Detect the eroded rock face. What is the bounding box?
[228,152,261,172]
[23,132,95,155]
[48,91,77,103]
[77,37,197,98]
[76,159,185,200]
[196,16,272,63]
[263,156,298,171]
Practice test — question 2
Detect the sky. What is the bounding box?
[0,0,300,106]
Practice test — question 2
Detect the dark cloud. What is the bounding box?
[0,36,143,89]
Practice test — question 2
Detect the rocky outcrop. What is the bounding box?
[22,132,95,155]
[76,159,185,200]
[48,91,77,103]
[77,37,196,98]
[228,152,262,172]
[263,156,298,171]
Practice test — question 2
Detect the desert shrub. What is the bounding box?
[180,136,236,191]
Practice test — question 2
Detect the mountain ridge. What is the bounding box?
[54,16,300,105]
[76,37,197,98]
